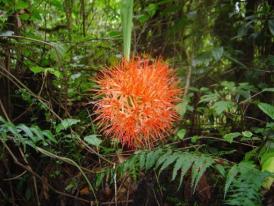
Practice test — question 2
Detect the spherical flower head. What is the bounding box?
[94,57,182,148]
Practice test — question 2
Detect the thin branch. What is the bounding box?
[184,50,192,99]
[1,140,95,205]
[2,170,27,181]
[36,146,98,202]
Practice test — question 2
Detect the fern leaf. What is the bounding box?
[139,151,146,170]
[224,164,239,198]
[158,152,180,175]
[145,148,163,170]
[17,124,34,139]
[155,150,172,168]
[122,155,138,173]
[177,153,194,190]
[191,155,214,192]
[6,122,19,138]
[225,161,269,206]
[172,155,187,181]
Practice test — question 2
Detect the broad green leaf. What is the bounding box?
[51,0,63,9]
[242,131,253,138]
[176,129,186,140]
[15,1,28,10]
[56,119,80,133]
[262,88,274,92]
[261,153,274,189]
[30,8,42,21]
[191,135,200,143]
[20,13,29,21]
[212,47,224,61]
[30,66,44,73]
[223,132,241,143]
[268,19,274,36]
[71,73,81,80]
[146,3,158,17]
[244,148,258,161]
[212,101,234,115]
[192,52,212,66]
[199,93,219,103]
[45,68,62,78]
[30,66,61,78]
[262,156,274,173]
[261,151,274,165]
[84,135,102,147]
[258,102,274,120]
[121,0,133,60]
[175,101,187,116]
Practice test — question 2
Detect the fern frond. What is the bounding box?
[145,148,164,170]
[155,149,173,168]
[224,164,239,198]
[0,116,56,147]
[158,152,180,175]
[191,154,215,192]
[177,153,194,190]
[114,148,217,193]
[224,161,270,206]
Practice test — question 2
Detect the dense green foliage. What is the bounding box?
[0,0,273,205]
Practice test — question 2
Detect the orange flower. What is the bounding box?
[94,58,182,148]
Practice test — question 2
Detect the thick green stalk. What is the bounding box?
[121,0,134,60]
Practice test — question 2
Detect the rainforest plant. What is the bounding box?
[94,0,182,148]
[94,58,181,148]
[0,0,273,205]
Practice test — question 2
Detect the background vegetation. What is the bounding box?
[0,0,273,205]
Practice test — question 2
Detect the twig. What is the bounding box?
[170,136,256,148]
[2,170,27,181]
[12,105,32,122]
[184,50,192,99]
[18,148,40,206]
[101,200,133,205]
[1,140,95,205]
[0,100,10,121]
[240,90,265,105]
[0,100,15,205]
[1,66,114,166]
[0,67,62,121]
[245,116,266,123]
[36,146,98,202]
